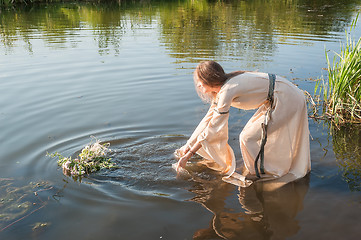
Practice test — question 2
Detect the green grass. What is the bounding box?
[315,13,361,125]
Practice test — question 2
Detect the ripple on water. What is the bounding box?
[41,129,223,202]
[86,134,223,195]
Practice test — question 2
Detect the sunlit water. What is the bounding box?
[1,1,361,239]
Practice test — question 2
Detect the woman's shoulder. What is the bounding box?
[226,71,268,84]
[239,71,268,78]
[219,71,269,97]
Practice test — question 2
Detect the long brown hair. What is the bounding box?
[194,61,245,102]
[194,61,245,87]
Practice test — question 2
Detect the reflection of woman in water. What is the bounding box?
[190,175,310,239]
[176,61,311,186]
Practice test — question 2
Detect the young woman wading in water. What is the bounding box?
[175,61,311,187]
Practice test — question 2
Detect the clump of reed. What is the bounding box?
[315,13,361,125]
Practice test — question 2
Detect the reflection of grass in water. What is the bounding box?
[332,125,361,191]
[0,179,52,232]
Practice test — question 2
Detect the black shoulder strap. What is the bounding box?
[267,73,276,104]
[254,73,276,178]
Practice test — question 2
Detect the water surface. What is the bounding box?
[1,0,361,239]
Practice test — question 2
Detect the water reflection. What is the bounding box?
[1,0,359,59]
[332,125,361,191]
[189,175,310,239]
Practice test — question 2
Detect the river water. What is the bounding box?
[0,0,360,239]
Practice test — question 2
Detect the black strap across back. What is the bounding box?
[254,73,276,178]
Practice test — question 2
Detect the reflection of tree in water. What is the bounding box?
[188,174,310,239]
[0,0,359,56]
[0,5,83,53]
[332,125,361,191]
[158,0,276,64]
[0,3,152,55]
[158,0,359,63]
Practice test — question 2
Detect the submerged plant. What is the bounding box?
[0,179,52,232]
[48,138,116,177]
[315,13,361,125]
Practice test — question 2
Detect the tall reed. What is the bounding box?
[315,13,361,125]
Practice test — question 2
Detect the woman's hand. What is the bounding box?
[176,142,202,172]
[175,145,190,159]
[176,151,193,172]
[180,145,190,156]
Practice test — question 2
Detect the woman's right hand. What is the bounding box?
[180,145,190,155]
[175,145,190,159]
[176,151,193,171]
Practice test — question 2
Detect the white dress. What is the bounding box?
[185,72,311,187]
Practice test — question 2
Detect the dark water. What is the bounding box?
[1,0,361,239]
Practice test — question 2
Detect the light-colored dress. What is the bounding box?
[185,72,311,187]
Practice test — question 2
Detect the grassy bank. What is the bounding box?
[315,13,361,125]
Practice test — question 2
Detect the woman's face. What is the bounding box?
[193,73,222,103]
[196,79,221,95]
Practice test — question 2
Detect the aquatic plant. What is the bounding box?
[48,138,116,177]
[315,13,361,125]
[0,179,52,232]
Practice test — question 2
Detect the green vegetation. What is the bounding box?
[315,13,360,125]
[48,138,116,177]
[0,179,52,232]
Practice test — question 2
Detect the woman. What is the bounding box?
[176,61,311,187]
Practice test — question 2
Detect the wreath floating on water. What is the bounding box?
[48,137,116,177]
